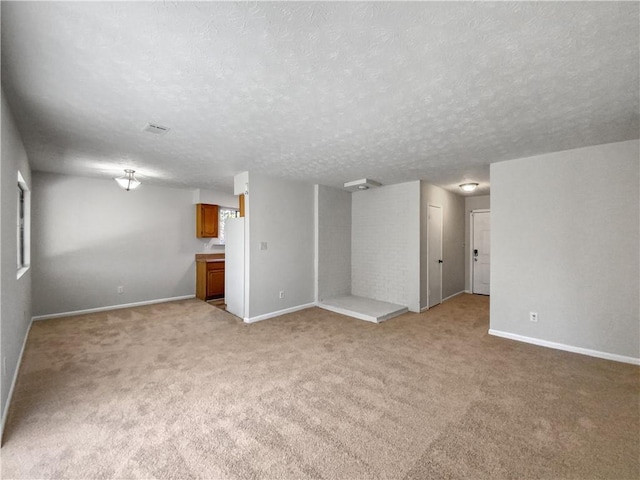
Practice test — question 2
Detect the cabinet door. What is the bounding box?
[207,269,225,298]
[196,204,219,238]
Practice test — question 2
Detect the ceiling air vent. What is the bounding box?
[143,123,170,135]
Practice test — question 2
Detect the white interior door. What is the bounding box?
[428,205,443,308]
[225,217,245,318]
[472,211,490,295]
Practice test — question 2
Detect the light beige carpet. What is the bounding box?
[1,294,638,479]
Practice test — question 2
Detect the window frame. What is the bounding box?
[17,171,30,279]
[218,207,240,245]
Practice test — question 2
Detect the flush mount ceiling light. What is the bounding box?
[459,183,479,192]
[344,178,382,192]
[115,169,141,191]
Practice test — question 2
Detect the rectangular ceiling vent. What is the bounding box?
[143,123,170,135]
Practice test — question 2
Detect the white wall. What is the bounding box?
[464,195,491,292]
[193,188,237,209]
[490,140,639,361]
[247,173,315,319]
[316,185,351,301]
[31,172,226,316]
[420,182,466,308]
[1,90,32,432]
[352,181,421,312]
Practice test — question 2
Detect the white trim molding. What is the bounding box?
[489,329,640,365]
[16,265,29,280]
[244,302,316,324]
[1,318,33,442]
[442,290,466,303]
[422,291,466,312]
[32,295,196,321]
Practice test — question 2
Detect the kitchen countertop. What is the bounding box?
[195,253,225,263]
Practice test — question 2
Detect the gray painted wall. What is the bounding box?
[491,140,639,359]
[316,185,351,301]
[352,181,421,312]
[420,182,466,309]
[1,90,32,428]
[464,195,491,292]
[247,174,315,318]
[31,172,231,316]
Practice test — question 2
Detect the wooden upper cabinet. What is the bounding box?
[196,203,219,238]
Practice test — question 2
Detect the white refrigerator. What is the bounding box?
[225,217,245,319]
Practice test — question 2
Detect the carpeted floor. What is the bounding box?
[1,294,638,479]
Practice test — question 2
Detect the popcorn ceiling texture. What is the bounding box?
[1,2,638,193]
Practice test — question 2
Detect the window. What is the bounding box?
[18,184,25,267]
[218,208,239,244]
[17,171,30,278]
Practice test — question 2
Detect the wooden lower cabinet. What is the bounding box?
[196,260,225,300]
[207,267,224,298]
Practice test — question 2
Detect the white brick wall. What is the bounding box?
[317,185,352,300]
[351,181,421,312]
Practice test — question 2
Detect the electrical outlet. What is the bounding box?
[117,286,124,294]
[529,312,538,323]
[279,290,285,299]
[260,242,268,251]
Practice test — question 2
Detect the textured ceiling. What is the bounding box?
[2,2,638,195]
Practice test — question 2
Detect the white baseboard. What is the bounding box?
[420,290,466,312]
[31,295,196,321]
[442,290,466,302]
[1,318,33,443]
[488,329,640,365]
[244,302,316,323]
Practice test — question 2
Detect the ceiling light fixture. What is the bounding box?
[115,169,141,191]
[459,183,479,192]
[344,178,382,192]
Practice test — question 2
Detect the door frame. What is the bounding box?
[469,209,490,294]
[427,204,443,309]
